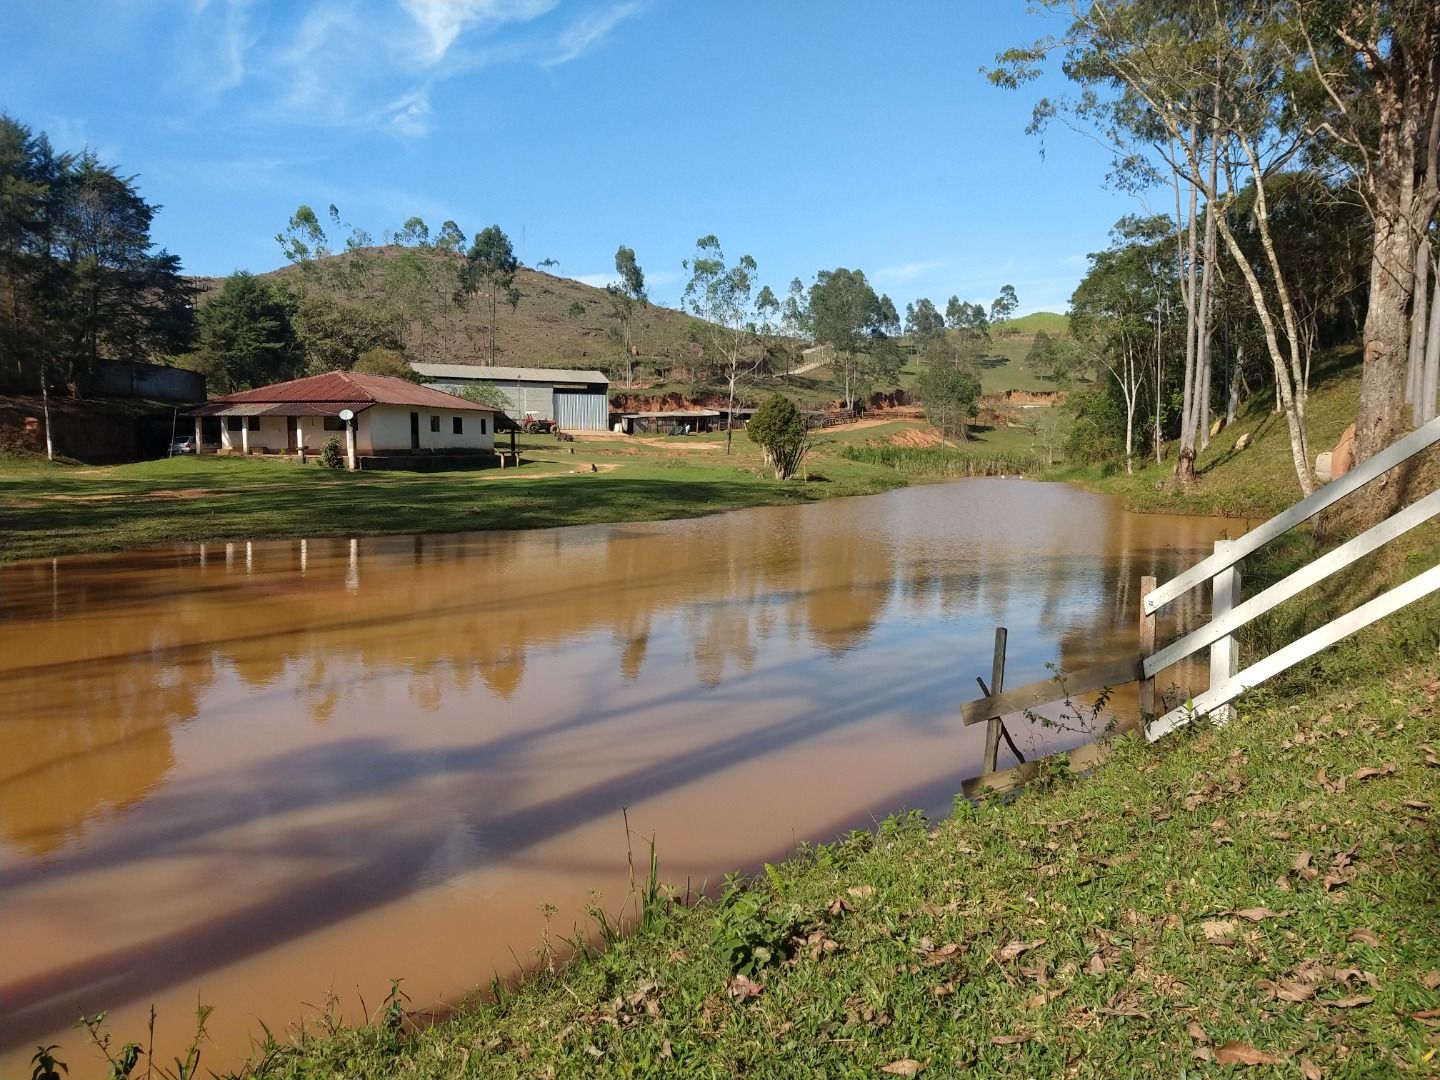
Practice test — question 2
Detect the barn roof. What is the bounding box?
[410,362,609,385]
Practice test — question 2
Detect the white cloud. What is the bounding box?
[873,258,944,284]
[384,87,433,137]
[399,0,560,64]
[542,0,646,66]
[575,273,616,288]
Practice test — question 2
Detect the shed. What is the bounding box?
[411,363,611,431]
[618,409,721,435]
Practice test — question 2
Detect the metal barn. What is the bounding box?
[411,363,611,431]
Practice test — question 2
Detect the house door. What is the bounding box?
[410,412,420,449]
[286,416,298,450]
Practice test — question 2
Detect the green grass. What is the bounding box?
[156,534,1434,1079]
[0,437,907,562]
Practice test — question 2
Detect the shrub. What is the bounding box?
[319,436,345,469]
[746,394,809,479]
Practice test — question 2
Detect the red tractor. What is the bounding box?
[520,411,558,435]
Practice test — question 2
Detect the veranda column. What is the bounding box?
[346,419,357,470]
[193,416,203,452]
[241,419,249,455]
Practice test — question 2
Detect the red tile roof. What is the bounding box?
[209,371,503,412]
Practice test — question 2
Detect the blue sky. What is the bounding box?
[1,1,1146,315]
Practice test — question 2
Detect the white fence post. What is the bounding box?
[1209,540,1241,725]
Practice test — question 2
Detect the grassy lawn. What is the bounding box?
[0,434,907,562]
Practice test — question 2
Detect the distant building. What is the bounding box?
[411,363,610,431]
[187,371,508,469]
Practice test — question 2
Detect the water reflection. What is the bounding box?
[0,480,1237,1075]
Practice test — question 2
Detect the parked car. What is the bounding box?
[169,435,197,456]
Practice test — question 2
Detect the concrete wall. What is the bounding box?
[358,404,495,454]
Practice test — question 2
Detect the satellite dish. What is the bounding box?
[339,409,354,422]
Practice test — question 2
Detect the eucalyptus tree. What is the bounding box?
[990,284,1020,329]
[1070,221,1170,473]
[458,225,520,365]
[807,267,898,411]
[904,297,946,339]
[682,235,759,454]
[992,0,1320,495]
[1289,0,1440,461]
[607,244,647,387]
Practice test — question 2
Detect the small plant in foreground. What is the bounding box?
[711,878,802,975]
[319,437,345,469]
[378,978,410,1036]
[29,1045,66,1080]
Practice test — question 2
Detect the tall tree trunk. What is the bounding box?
[1407,243,1429,416]
[1422,265,1440,424]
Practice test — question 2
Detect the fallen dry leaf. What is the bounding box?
[1215,1042,1282,1066]
[847,885,875,900]
[1232,907,1289,922]
[1325,995,1374,1009]
[1021,988,1068,1010]
[990,1033,1032,1046]
[996,938,1046,963]
[727,975,763,1001]
[930,981,956,998]
[1423,971,1440,991]
[1352,763,1398,781]
[1258,978,1318,1003]
[1187,1021,1211,1045]
[1347,928,1383,948]
[1315,767,1346,794]
[1300,1058,1322,1080]
[1201,918,1238,944]
[880,1060,924,1076]
[1085,953,1107,976]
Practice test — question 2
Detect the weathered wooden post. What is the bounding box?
[1209,541,1240,725]
[1139,575,1157,721]
[982,627,1007,775]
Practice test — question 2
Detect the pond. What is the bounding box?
[0,479,1239,1074]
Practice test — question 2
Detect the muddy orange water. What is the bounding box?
[0,480,1238,1075]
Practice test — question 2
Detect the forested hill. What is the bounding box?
[189,248,705,373]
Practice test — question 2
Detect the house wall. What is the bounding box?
[357,404,495,454]
[218,416,293,451]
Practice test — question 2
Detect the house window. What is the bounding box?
[227,416,243,431]
[452,416,463,435]
[248,416,260,431]
[481,418,487,435]
[430,415,440,433]
[323,416,345,431]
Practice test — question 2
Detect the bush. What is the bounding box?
[319,436,345,469]
[746,394,809,479]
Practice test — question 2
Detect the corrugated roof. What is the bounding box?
[622,409,721,418]
[187,401,378,418]
[202,371,503,412]
[411,362,609,385]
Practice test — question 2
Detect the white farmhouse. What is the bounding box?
[187,371,512,469]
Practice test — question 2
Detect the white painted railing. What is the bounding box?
[1142,415,1440,741]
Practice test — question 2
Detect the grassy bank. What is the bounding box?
[0,435,907,562]
[176,560,1432,1078]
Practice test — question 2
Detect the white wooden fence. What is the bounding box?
[962,415,1440,772]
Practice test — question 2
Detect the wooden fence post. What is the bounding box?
[1139,575,1157,721]
[983,627,1008,774]
[1209,541,1240,726]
